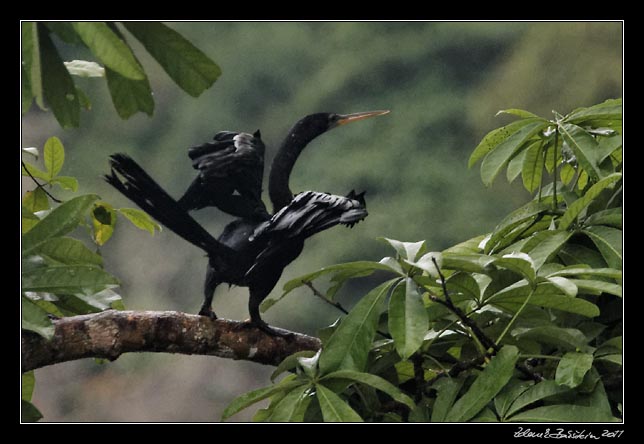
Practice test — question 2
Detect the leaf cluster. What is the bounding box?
[225,99,622,422]
[21,22,221,128]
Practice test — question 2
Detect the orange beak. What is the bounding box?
[335,110,390,127]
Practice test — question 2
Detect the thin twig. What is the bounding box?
[21,161,62,203]
[304,281,392,339]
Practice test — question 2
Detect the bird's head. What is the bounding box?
[291,110,390,144]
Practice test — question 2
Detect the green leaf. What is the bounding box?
[506,148,527,183]
[494,379,533,420]
[378,237,426,260]
[45,22,83,44]
[123,22,221,97]
[222,378,305,420]
[521,141,544,193]
[507,404,617,422]
[569,279,622,298]
[445,345,519,422]
[567,98,622,125]
[407,251,442,277]
[558,243,607,268]
[92,202,117,246]
[446,272,481,302]
[469,118,542,168]
[442,253,495,274]
[22,161,50,182]
[388,278,429,359]
[584,208,622,228]
[64,60,105,77]
[22,371,36,401]
[22,264,119,294]
[315,383,363,422]
[480,120,548,186]
[72,22,144,80]
[560,162,576,186]
[54,290,123,314]
[321,370,415,409]
[486,200,550,254]
[504,379,571,418]
[22,194,99,256]
[21,399,43,422]
[555,352,594,388]
[496,108,541,119]
[545,276,578,297]
[32,237,103,266]
[431,376,465,422]
[559,123,606,182]
[23,188,50,213]
[22,22,45,110]
[512,326,589,352]
[548,267,621,280]
[43,136,65,180]
[39,26,80,128]
[558,173,621,230]
[50,176,79,192]
[443,234,486,255]
[271,351,317,383]
[266,384,313,422]
[493,253,536,285]
[318,279,396,375]
[22,208,40,234]
[22,65,33,113]
[521,230,572,270]
[105,66,155,118]
[118,207,161,235]
[22,296,55,339]
[582,226,622,270]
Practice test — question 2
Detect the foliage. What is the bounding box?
[21,22,221,421]
[21,21,221,127]
[224,99,622,422]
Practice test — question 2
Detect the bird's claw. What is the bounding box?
[240,319,292,338]
[198,307,218,320]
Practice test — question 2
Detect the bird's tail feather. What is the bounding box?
[105,153,232,259]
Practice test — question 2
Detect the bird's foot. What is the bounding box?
[198,307,218,320]
[240,318,293,338]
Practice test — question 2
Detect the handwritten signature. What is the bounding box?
[514,427,624,440]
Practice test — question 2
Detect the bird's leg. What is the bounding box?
[245,285,291,337]
[198,265,219,320]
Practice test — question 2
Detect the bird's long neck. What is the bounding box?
[268,131,311,214]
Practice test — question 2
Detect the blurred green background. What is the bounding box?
[22,21,622,422]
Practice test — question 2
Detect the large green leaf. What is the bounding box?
[548,267,621,280]
[582,226,622,270]
[558,173,621,230]
[521,230,572,270]
[315,384,363,422]
[73,22,145,80]
[480,120,548,186]
[559,123,606,181]
[118,207,161,235]
[507,404,617,422]
[32,237,103,266]
[318,279,397,375]
[105,67,155,118]
[512,326,589,352]
[469,118,542,168]
[442,253,495,274]
[322,370,415,409]
[22,296,55,339]
[22,188,50,214]
[521,141,544,193]
[558,243,607,269]
[123,22,221,97]
[22,194,99,256]
[584,208,622,228]
[493,253,536,285]
[504,379,571,418]
[388,278,429,359]
[487,281,599,318]
[555,352,594,388]
[264,384,313,422]
[569,279,622,298]
[221,377,305,420]
[445,345,519,422]
[22,371,36,401]
[485,201,550,254]
[494,379,533,420]
[567,98,622,125]
[431,376,465,422]
[22,22,44,110]
[45,22,83,44]
[379,237,426,260]
[22,264,119,294]
[39,26,80,128]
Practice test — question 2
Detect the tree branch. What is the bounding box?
[21,310,321,372]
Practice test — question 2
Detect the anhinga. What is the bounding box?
[105,110,389,334]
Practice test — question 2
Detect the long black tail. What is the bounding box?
[105,154,233,259]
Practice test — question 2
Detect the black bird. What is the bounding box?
[105,110,389,334]
[178,130,269,221]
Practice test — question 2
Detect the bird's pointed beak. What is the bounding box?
[334,110,390,127]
